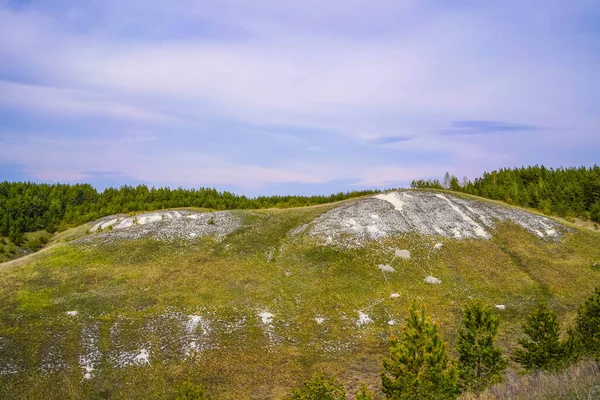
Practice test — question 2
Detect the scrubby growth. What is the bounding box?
[457,301,507,393]
[512,302,577,372]
[176,381,211,400]
[287,289,600,399]
[412,165,600,221]
[0,181,379,237]
[287,372,347,400]
[380,301,458,400]
[575,287,600,361]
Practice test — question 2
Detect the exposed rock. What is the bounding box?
[424,276,442,284]
[395,249,411,259]
[79,210,242,243]
[299,190,563,248]
[377,264,395,273]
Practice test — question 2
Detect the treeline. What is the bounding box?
[412,165,600,222]
[0,182,379,244]
[177,287,600,399]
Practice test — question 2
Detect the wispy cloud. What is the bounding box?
[0,1,598,193]
[372,136,414,145]
[441,120,545,136]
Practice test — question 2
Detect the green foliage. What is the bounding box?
[381,301,458,400]
[355,384,375,400]
[411,179,443,189]
[287,372,347,400]
[513,303,567,372]
[176,381,211,400]
[576,287,600,360]
[457,301,506,393]
[0,181,380,238]
[207,217,215,225]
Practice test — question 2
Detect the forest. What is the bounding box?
[0,182,378,244]
[412,165,600,222]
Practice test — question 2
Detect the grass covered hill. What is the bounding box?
[0,190,599,399]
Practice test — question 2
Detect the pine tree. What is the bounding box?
[513,302,565,372]
[355,383,374,400]
[176,381,211,400]
[576,287,600,361]
[288,372,346,400]
[381,301,458,400]
[457,301,506,393]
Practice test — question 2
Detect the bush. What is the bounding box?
[457,301,506,393]
[576,287,600,361]
[287,372,346,400]
[381,301,458,400]
[176,381,210,400]
[355,383,374,400]
[513,303,569,372]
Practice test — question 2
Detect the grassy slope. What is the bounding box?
[0,199,599,399]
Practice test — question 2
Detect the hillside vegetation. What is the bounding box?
[0,182,377,262]
[0,190,599,399]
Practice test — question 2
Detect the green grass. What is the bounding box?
[0,202,600,399]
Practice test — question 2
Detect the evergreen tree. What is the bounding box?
[176,381,211,400]
[355,384,375,400]
[575,287,600,361]
[381,301,458,400]
[457,301,506,393]
[288,372,346,400]
[513,302,565,372]
[443,172,452,190]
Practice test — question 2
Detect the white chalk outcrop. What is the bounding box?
[82,210,241,243]
[297,190,563,248]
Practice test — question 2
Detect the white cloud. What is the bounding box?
[0,80,173,122]
[0,1,598,189]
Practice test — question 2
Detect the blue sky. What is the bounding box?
[0,0,599,195]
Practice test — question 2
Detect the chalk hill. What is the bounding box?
[0,190,598,399]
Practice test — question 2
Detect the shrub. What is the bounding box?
[176,381,210,400]
[355,383,374,400]
[513,303,567,372]
[381,301,458,400]
[457,301,506,393]
[287,372,346,400]
[576,287,600,361]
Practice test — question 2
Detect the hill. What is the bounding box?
[0,189,599,399]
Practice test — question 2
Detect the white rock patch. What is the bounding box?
[424,276,442,284]
[83,210,241,243]
[495,305,506,310]
[79,324,100,380]
[390,293,401,298]
[356,311,373,326]
[378,264,395,273]
[388,320,396,326]
[258,311,273,325]
[302,190,564,248]
[435,194,489,238]
[184,315,211,356]
[315,317,325,324]
[375,192,405,211]
[434,243,443,250]
[66,311,78,316]
[395,249,411,259]
[133,348,150,365]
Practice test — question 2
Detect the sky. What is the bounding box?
[0,0,599,195]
